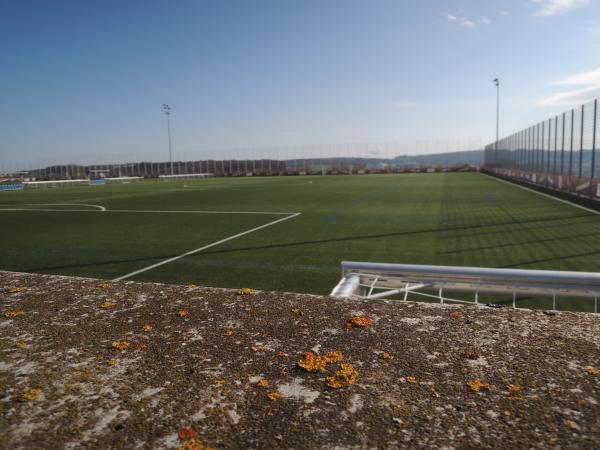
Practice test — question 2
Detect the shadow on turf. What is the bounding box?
[500,248,600,269]
[21,211,596,273]
[440,216,600,240]
[437,229,600,256]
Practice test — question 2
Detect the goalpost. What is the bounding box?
[331,261,600,312]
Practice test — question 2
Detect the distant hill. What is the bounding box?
[394,149,484,167]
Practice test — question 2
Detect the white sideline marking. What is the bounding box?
[113,212,301,281]
[0,208,295,215]
[54,203,106,211]
[483,173,600,216]
[0,203,107,211]
[108,209,295,215]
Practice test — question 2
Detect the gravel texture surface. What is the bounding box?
[1,270,600,449]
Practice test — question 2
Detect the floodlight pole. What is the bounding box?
[493,78,500,166]
[163,104,174,175]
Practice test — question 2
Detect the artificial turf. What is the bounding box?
[2,172,600,310]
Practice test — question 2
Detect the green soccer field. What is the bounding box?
[2,173,600,310]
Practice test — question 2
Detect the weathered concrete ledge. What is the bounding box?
[1,271,600,449]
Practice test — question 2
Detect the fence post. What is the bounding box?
[579,104,585,178]
[541,121,546,180]
[561,112,565,176]
[554,116,558,175]
[520,130,524,170]
[535,124,538,173]
[591,99,598,197]
[547,118,552,177]
[570,109,575,177]
[530,126,534,172]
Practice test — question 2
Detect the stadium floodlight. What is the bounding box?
[493,78,500,163]
[162,104,174,175]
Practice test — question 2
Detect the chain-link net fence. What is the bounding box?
[485,98,600,197]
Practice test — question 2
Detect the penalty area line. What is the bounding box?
[112,212,301,281]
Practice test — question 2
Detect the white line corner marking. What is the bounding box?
[113,212,301,281]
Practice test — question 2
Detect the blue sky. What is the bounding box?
[2,0,600,166]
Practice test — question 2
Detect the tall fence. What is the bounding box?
[485,98,600,198]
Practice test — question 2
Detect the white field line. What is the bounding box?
[0,207,296,215]
[0,203,106,211]
[53,203,106,211]
[482,173,600,216]
[113,212,301,281]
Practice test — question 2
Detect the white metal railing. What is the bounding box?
[331,261,600,312]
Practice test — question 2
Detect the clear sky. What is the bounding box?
[2,0,600,167]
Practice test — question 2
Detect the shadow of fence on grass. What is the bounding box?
[18,212,595,274]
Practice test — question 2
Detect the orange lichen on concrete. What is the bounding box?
[382,352,394,361]
[448,311,463,319]
[178,426,198,440]
[16,341,28,349]
[256,379,269,388]
[238,288,257,296]
[178,438,212,450]
[97,282,109,289]
[213,379,226,386]
[252,346,266,353]
[224,329,233,336]
[111,341,131,350]
[348,316,374,328]
[6,287,27,293]
[406,376,417,384]
[5,310,26,318]
[276,351,288,358]
[178,309,189,318]
[324,351,343,363]
[21,389,40,401]
[291,307,301,314]
[267,391,282,401]
[297,351,344,373]
[297,352,327,372]
[327,363,359,389]
[184,284,197,289]
[586,367,600,376]
[468,380,491,392]
[100,302,116,309]
[462,349,481,360]
[507,383,521,392]
[509,396,523,401]
[143,325,153,332]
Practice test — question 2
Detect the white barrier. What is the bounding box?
[331,261,600,311]
[158,173,213,181]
